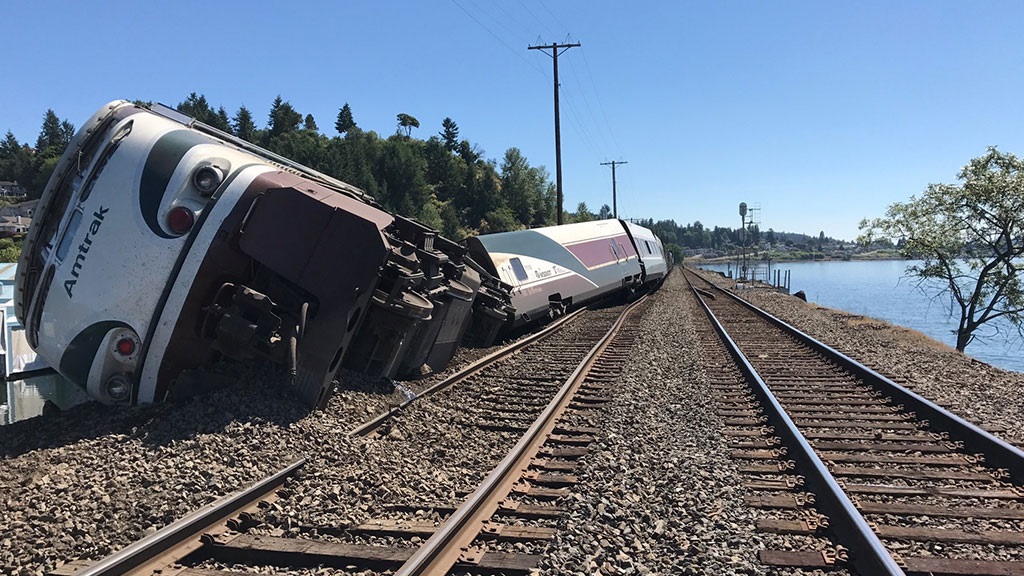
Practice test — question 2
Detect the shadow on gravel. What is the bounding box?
[0,361,324,458]
[1,295,644,459]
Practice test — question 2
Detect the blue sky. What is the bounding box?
[4,0,1023,240]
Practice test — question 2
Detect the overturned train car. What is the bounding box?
[15,101,512,409]
[465,218,670,332]
[15,101,668,410]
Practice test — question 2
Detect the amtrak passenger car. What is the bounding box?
[623,221,669,285]
[465,219,668,329]
[15,101,400,409]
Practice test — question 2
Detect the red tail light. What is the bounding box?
[115,337,136,357]
[167,206,195,235]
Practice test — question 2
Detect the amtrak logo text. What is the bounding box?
[63,206,109,298]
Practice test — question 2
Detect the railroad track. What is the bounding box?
[685,268,1024,576]
[53,297,648,576]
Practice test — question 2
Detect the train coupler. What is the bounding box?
[203,283,285,362]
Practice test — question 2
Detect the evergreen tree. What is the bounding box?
[572,202,595,223]
[35,110,68,155]
[232,106,257,142]
[304,114,319,132]
[59,120,75,145]
[267,96,302,138]
[500,147,540,226]
[0,131,33,189]
[335,103,356,135]
[377,136,429,216]
[214,107,232,132]
[177,93,219,125]
[440,117,459,151]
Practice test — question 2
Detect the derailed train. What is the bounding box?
[15,101,671,410]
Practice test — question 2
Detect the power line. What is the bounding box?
[529,40,581,226]
[579,46,621,157]
[451,0,549,79]
[601,160,627,218]
[517,0,559,39]
[564,55,611,155]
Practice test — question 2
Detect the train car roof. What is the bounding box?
[465,220,633,277]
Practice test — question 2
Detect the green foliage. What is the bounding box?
[0,131,34,190]
[35,110,71,156]
[570,202,595,223]
[32,157,61,195]
[481,206,520,234]
[214,107,231,132]
[4,109,77,199]
[270,129,327,169]
[303,114,318,132]
[177,93,222,128]
[664,242,684,265]
[0,237,22,262]
[859,147,1024,351]
[377,136,429,216]
[500,148,539,226]
[440,118,459,151]
[232,106,257,142]
[396,113,419,137]
[335,103,356,135]
[267,96,302,140]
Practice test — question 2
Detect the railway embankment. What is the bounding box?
[691,267,1024,448]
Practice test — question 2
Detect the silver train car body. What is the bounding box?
[15,101,510,409]
[465,218,670,330]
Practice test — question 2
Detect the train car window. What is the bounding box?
[510,257,529,281]
[55,209,84,262]
[644,240,652,254]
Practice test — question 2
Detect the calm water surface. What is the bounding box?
[699,260,1024,373]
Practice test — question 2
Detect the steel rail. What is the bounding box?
[73,459,305,576]
[688,280,905,576]
[347,309,586,437]
[393,295,648,576]
[693,268,1024,484]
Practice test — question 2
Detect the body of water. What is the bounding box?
[698,260,1024,373]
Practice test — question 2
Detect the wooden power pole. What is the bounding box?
[529,41,580,225]
[600,160,627,218]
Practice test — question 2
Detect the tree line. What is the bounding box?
[0,94,630,240]
[636,219,843,254]
[0,110,74,195]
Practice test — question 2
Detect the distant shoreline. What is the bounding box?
[687,251,906,265]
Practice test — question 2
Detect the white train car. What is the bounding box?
[623,220,669,286]
[465,219,645,329]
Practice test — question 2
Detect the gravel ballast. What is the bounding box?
[694,268,1024,448]
[4,266,1022,575]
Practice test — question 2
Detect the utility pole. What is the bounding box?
[529,40,580,225]
[600,160,627,218]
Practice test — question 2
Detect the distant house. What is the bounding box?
[0,181,27,198]
[0,200,37,237]
[0,216,29,236]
